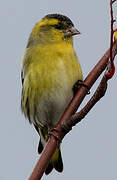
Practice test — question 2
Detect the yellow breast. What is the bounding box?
[24,42,82,94]
[21,41,82,126]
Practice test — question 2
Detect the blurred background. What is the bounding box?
[0,0,117,179]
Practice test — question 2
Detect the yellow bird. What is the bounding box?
[21,14,83,174]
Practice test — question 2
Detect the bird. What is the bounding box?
[21,13,83,175]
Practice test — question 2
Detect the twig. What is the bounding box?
[62,41,117,130]
[105,0,116,78]
[62,76,108,130]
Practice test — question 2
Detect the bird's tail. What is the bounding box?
[38,137,63,175]
[37,127,63,175]
[45,146,63,175]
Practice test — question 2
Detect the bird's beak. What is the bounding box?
[64,27,81,37]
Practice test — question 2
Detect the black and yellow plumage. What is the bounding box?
[21,14,83,174]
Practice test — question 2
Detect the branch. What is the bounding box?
[29,40,117,180]
[105,0,116,78]
[62,75,108,130]
[64,0,117,138]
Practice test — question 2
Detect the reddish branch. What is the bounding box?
[63,40,117,130]
[105,0,116,78]
[29,1,117,180]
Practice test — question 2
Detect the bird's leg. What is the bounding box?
[48,126,64,144]
[73,80,90,96]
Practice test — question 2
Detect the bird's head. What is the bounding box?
[27,14,80,47]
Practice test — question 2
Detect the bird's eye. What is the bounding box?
[53,23,63,30]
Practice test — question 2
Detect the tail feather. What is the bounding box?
[45,147,63,175]
[37,127,63,175]
[53,148,63,172]
[34,125,44,154]
[45,162,53,175]
[38,139,43,154]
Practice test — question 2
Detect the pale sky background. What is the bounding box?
[0,0,117,180]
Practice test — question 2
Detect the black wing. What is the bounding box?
[34,125,43,154]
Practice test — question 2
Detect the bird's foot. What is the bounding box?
[73,80,90,95]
